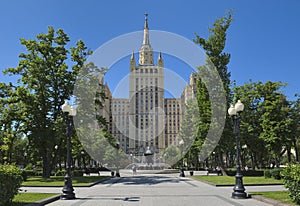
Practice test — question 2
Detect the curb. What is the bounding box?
[22,177,112,205]
[22,176,112,188]
[24,194,60,206]
[190,176,283,187]
[251,194,293,206]
[215,183,283,187]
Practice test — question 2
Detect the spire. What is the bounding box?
[131,50,135,60]
[158,52,164,68]
[158,52,162,60]
[144,13,148,29]
[139,14,153,65]
[130,50,136,71]
[142,13,150,46]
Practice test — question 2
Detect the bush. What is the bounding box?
[0,165,23,205]
[24,169,37,177]
[20,170,28,181]
[270,168,282,180]
[281,164,300,205]
[23,169,44,177]
[264,168,283,180]
[55,170,66,176]
[264,170,272,178]
[72,170,84,177]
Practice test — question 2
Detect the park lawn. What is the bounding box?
[11,193,58,206]
[22,176,109,186]
[193,176,283,185]
[251,191,296,205]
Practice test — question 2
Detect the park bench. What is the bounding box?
[84,168,100,176]
[206,169,222,176]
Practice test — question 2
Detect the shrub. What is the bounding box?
[55,170,66,176]
[72,170,84,177]
[20,170,28,181]
[270,168,282,180]
[281,164,300,205]
[264,168,283,180]
[24,169,37,177]
[0,165,23,205]
[264,170,272,178]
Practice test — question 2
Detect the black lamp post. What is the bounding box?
[228,100,248,199]
[81,150,86,169]
[61,101,76,200]
[115,140,120,177]
[179,139,185,177]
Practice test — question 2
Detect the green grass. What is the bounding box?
[10,193,58,206]
[22,176,110,186]
[193,175,283,185]
[251,191,297,205]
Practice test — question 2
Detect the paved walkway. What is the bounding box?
[21,171,285,206]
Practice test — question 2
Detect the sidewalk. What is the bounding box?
[21,171,285,206]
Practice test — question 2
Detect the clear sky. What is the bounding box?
[0,0,299,100]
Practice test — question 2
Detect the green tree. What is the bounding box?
[233,81,268,168]
[4,26,91,177]
[73,62,119,167]
[193,11,233,167]
[258,81,293,167]
[234,81,295,168]
[194,10,232,99]
[290,95,300,162]
[0,83,27,165]
[179,99,200,168]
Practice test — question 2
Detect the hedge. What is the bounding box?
[22,169,84,177]
[0,165,23,205]
[225,170,264,176]
[264,168,283,180]
[281,164,300,205]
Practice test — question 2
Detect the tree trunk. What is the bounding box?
[219,152,225,168]
[42,153,52,178]
[250,153,255,170]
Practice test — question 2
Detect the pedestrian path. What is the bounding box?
[21,171,285,206]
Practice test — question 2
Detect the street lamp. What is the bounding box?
[179,139,185,177]
[61,101,76,200]
[115,140,120,177]
[228,100,248,199]
[81,150,86,169]
[241,144,248,169]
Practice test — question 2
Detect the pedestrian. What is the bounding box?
[132,164,137,175]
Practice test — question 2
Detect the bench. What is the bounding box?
[206,169,222,176]
[84,168,100,176]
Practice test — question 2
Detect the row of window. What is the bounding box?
[135,68,158,73]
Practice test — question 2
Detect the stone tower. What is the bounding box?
[129,14,165,156]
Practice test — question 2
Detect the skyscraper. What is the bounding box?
[128,14,165,156]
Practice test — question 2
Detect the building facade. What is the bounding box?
[164,98,182,147]
[111,98,129,150]
[128,14,165,155]
[181,72,198,105]
[99,15,199,161]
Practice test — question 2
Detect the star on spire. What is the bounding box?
[144,13,149,29]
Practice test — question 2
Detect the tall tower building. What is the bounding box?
[129,14,165,155]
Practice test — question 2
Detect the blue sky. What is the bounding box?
[0,0,299,100]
